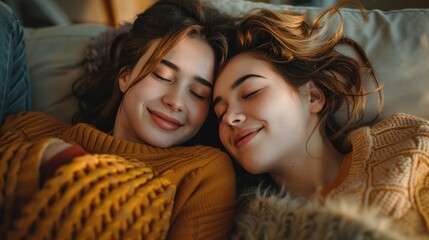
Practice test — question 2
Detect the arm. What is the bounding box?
[167,153,237,240]
[0,138,73,232]
[40,141,87,183]
[0,111,86,185]
[0,112,86,232]
[3,150,175,239]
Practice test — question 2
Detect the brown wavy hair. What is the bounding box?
[231,0,383,151]
[72,0,234,146]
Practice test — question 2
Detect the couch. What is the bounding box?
[20,0,429,239]
[24,0,429,125]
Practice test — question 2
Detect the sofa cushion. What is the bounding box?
[24,24,110,123]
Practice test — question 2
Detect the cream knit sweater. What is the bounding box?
[232,113,429,239]
[322,113,429,237]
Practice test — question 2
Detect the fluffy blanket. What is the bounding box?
[231,188,405,240]
[83,23,131,75]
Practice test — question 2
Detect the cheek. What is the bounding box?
[130,78,161,99]
[188,101,210,125]
[218,123,237,160]
[218,123,228,142]
[247,95,273,117]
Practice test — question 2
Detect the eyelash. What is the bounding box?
[153,72,207,100]
[153,72,172,82]
[191,91,205,100]
[243,89,261,99]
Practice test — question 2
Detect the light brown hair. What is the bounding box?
[231,0,383,151]
[73,0,234,141]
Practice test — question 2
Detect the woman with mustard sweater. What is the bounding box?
[0,0,236,239]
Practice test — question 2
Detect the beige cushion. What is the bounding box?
[24,0,429,123]
[25,24,110,123]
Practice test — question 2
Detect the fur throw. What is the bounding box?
[83,23,132,75]
[232,188,405,240]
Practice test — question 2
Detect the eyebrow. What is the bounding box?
[161,59,213,89]
[213,74,265,106]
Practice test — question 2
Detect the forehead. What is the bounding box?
[224,52,261,70]
[215,52,276,90]
[131,37,215,82]
[219,52,275,78]
[163,36,216,81]
[164,36,212,58]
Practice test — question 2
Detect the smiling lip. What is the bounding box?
[148,109,183,131]
[233,128,262,148]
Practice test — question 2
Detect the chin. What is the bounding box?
[147,138,176,148]
[236,153,265,175]
[241,161,264,175]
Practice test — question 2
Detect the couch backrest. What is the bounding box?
[25,0,429,123]
[25,24,110,123]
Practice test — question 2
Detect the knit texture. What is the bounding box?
[324,113,429,237]
[0,111,236,239]
[231,113,429,239]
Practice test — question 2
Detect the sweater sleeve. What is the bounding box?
[0,111,71,145]
[166,152,237,240]
[0,138,61,232]
[0,111,73,232]
[6,154,175,240]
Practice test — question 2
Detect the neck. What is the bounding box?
[270,133,344,198]
[112,107,145,145]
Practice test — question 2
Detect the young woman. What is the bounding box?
[213,1,429,238]
[0,0,236,239]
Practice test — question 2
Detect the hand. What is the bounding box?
[40,140,87,185]
[42,140,74,164]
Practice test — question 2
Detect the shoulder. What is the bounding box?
[1,111,71,140]
[176,145,232,163]
[350,113,429,140]
[174,145,235,176]
[347,113,429,160]
[371,113,429,132]
[372,113,428,150]
[371,113,429,144]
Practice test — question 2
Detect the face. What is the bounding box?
[113,36,215,147]
[214,52,320,174]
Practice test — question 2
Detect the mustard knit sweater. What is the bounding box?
[0,111,236,240]
[321,113,429,237]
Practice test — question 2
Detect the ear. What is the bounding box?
[307,81,325,114]
[118,69,131,93]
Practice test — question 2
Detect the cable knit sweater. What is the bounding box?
[232,113,429,239]
[319,113,429,237]
[0,111,236,240]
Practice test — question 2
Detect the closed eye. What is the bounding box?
[152,72,172,82]
[243,89,261,99]
[190,91,205,100]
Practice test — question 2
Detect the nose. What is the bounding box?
[163,91,184,112]
[223,110,245,127]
